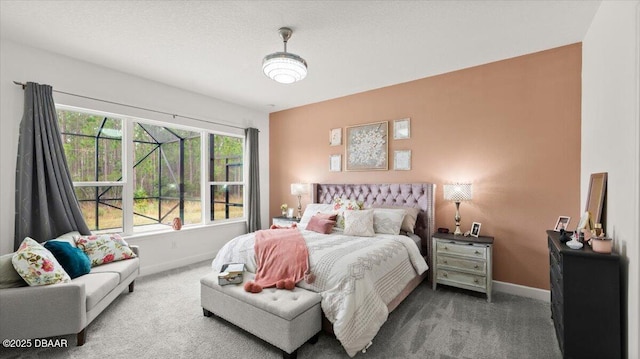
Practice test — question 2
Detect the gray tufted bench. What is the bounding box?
[200,271,321,359]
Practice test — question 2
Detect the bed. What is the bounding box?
[212,182,435,357]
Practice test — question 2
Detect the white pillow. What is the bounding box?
[344,209,375,237]
[372,208,406,235]
[371,205,420,233]
[299,203,335,229]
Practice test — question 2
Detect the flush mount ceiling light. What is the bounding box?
[262,27,308,84]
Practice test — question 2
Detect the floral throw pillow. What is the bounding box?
[75,234,137,267]
[333,197,364,229]
[12,237,71,286]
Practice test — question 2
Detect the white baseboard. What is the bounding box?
[138,251,216,277]
[493,280,550,302]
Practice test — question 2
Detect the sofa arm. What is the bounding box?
[130,245,140,257]
[0,282,87,340]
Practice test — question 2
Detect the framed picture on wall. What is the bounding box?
[330,128,342,146]
[393,150,411,170]
[329,154,341,172]
[345,121,388,171]
[393,118,410,140]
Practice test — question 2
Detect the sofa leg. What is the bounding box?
[203,308,213,317]
[282,349,297,359]
[77,328,86,346]
[129,281,135,292]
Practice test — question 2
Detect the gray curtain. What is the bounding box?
[245,127,261,232]
[14,82,90,249]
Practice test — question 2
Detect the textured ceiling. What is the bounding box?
[0,1,601,113]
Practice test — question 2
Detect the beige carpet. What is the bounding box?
[0,260,561,359]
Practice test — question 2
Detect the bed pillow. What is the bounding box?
[299,203,336,229]
[306,213,337,234]
[333,197,364,229]
[75,234,137,267]
[12,237,71,286]
[372,208,406,235]
[0,253,27,288]
[371,205,420,233]
[343,209,375,237]
[44,240,91,279]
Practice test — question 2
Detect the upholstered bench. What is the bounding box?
[200,271,321,359]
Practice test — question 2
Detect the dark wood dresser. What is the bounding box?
[547,230,621,359]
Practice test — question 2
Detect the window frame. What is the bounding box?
[56,104,247,235]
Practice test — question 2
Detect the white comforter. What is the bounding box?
[211,229,428,357]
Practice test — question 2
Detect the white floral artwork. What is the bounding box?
[345,121,388,171]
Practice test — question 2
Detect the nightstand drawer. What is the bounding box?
[436,269,486,289]
[436,241,487,259]
[437,255,486,275]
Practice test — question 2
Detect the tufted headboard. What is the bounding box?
[313,183,435,281]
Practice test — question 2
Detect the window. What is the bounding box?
[58,110,124,231]
[209,134,244,220]
[58,106,244,234]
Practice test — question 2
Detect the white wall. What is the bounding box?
[0,39,271,275]
[582,1,639,358]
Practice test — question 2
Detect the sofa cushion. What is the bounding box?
[0,253,27,288]
[75,234,137,267]
[44,240,91,279]
[72,272,119,311]
[90,257,140,283]
[12,237,71,286]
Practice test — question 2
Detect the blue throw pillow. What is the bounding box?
[44,240,91,279]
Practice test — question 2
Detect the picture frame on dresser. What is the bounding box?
[554,216,570,232]
[470,222,481,237]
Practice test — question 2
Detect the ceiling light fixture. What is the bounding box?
[262,27,307,84]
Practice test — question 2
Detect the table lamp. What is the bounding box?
[443,183,473,235]
[290,183,309,220]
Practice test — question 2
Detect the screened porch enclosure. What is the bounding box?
[59,109,245,232]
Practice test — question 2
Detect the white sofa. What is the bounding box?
[0,232,140,345]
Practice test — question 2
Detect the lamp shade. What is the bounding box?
[291,183,309,196]
[443,183,472,202]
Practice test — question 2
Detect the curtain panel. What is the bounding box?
[14,82,90,250]
[245,127,261,232]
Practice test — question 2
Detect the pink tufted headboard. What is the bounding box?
[312,183,435,280]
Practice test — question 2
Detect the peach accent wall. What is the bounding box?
[269,44,581,289]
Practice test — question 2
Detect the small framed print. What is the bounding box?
[329,154,342,172]
[471,222,482,237]
[393,118,410,140]
[554,216,571,232]
[330,128,342,146]
[287,208,295,218]
[393,150,411,170]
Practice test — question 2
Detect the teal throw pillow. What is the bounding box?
[44,240,91,279]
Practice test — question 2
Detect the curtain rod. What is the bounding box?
[12,81,249,131]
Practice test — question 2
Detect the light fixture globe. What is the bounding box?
[263,27,307,84]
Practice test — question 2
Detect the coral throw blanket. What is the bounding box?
[244,228,312,293]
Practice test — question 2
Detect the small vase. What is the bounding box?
[281,210,287,217]
[172,217,182,230]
